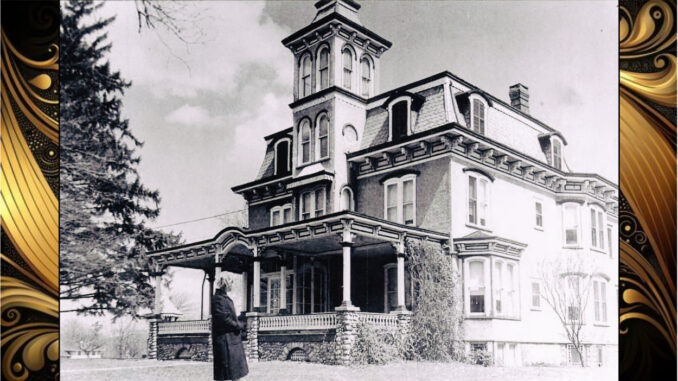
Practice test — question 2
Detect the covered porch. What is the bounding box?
[146,211,448,364]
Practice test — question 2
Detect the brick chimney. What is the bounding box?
[509,83,529,114]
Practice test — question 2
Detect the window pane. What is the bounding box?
[318,117,329,158]
[591,209,597,247]
[403,180,414,203]
[403,204,414,225]
[479,180,487,226]
[302,193,311,218]
[361,59,370,79]
[470,295,485,313]
[320,49,328,68]
[343,49,352,69]
[392,101,409,141]
[387,207,398,222]
[601,283,607,321]
[283,208,292,224]
[272,210,280,226]
[386,183,398,207]
[469,261,484,288]
[315,189,325,216]
[468,177,477,224]
[320,69,328,90]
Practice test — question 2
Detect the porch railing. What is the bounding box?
[259,313,337,331]
[357,312,399,328]
[158,319,210,335]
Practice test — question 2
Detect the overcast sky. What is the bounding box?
[85,0,618,318]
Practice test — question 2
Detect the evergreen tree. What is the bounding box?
[60,0,180,318]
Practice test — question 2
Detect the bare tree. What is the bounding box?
[111,318,147,358]
[133,0,204,43]
[540,254,595,367]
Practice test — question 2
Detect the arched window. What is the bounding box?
[391,100,409,142]
[316,114,329,160]
[472,98,486,135]
[383,174,416,225]
[342,48,353,90]
[360,57,372,97]
[300,55,312,97]
[299,119,312,164]
[274,139,291,176]
[340,186,354,211]
[318,47,330,90]
[342,124,358,151]
[270,203,293,226]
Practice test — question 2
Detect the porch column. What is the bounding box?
[279,253,287,314]
[253,246,261,312]
[341,236,353,307]
[148,266,165,360]
[242,271,248,313]
[396,240,407,311]
[207,270,215,316]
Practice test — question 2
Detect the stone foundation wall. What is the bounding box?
[157,335,210,361]
[258,332,337,364]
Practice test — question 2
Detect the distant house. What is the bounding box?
[145,0,618,367]
[63,349,103,359]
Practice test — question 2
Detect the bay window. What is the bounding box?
[383,174,416,225]
[468,174,490,228]
[465,257,519,318]
[300,188,326,221]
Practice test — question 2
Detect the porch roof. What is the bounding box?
[147,211,449,271]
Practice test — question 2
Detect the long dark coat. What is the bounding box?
[212,289,249,380]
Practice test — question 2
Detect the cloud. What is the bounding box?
[165,104,223,127]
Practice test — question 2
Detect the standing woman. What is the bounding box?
[212,274,249,381]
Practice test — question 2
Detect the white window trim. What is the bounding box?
[387,95,413,142]
[592,278,608,325]
[299,187,326,221]
[466,172,492,231]
[551,136,564,171]
[490,257,520,318]
[359,54,374,98]
[341,46,355,91]
[316,45,330,92]
[607,224,614,259]
[530,279,542,311]
[299,53,312,98]
[273,138,291,176]
[339,185,354,211]
[270,203,293,226]
[315,113,330,161]
[561,202,582,248]
[464,256,490,317]
[298,119,312,165]
[534,199,544,231]
[469,96,487,135]
[260,271,295,314]
[383,174,417,225]
[589,205,607,252]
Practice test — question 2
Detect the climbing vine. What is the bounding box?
[404,238,464,361]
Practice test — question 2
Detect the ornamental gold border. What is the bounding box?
[619,0,677,378]
[1,2,60,380]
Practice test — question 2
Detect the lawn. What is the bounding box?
[61,358,616,381]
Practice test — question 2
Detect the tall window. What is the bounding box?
[590,208,605,250]
[299,120,311,164]
[494,261,503,314]
[274,140,290,176]
[535,201,543,228]
[506,263,516,316]
[342,48,353,89]
[468,175,489,227]
[566,276,582,323]
[391,100,409,142]
[472,99,485,135]
[531,281,541,309]
[469,261,486,314]
[360,57,371,97]
[552,139,563,170]
[563,203,580,246]
[593,280,607,323]
[300,55,312,97]
[607,226,613,258]
[300,188,325,221]
[270,204,293,226]
[296,262,328,314]
[383,175,416,225]
[318,48,329,90]
[316,114,329,159]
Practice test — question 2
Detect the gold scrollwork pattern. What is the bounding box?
[619,0,677,377]
[1,2,60,380]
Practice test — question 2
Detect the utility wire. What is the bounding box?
[152,209,246,229]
